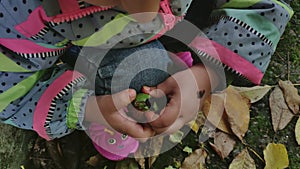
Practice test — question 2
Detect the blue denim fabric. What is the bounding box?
[64,41,175,95]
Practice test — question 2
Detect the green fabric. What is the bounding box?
[36,42,65,49]
[67,89,88,129]
[2,119,15,126]
[72,13,135,47]
[0,52,31,72]
[55,39,69,47]
[272,0,294,17]
[0,70,45,112]
[224,9,281,49]
[222,0,260,8]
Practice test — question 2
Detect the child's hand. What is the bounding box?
[144,64,214,134]
[85,89,155,142]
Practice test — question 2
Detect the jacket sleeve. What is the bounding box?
[0,2,93,140]
[190,0,294,85]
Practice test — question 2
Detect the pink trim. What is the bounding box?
[0,39,65,53]
[148,14,178,41]
[15,6,53,38]
[147,0,182,42]
[176,52,193,67]
[52,6,112,23]
[33,70,84,140]
[189,36,263,84]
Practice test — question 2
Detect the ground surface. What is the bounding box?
[0,1,299,169]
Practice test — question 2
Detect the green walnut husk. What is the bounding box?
[133,93,159,112]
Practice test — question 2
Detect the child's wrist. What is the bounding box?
[84,96,105,124]
[191,64,220,91]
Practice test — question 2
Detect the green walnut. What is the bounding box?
[133,93,158,112]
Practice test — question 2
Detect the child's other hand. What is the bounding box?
[143,64,212,134]
[85,89,155,142]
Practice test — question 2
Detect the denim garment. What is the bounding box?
[63,40,175,95]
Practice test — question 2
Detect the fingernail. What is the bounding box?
[143,86,150,93]
[129,89,136,98]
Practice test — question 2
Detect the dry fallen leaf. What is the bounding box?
[263,143,289,169]
[169,130,184,144]
[278,80,300,114]
[202,93,232,134]
[183,146,193,154]
[116,158,139,169]
[229,149,256,169]
[135,157,145,169]
[209,132,236,159]
[231,85,272,103]
[295,116,300,145]
[180,148,207,169]
[224,86,251,141]
[86,154,101,167]
[134,136,164,168]
[269,86,294,132]
[188,111,206,133]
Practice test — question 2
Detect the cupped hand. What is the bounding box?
[143,64,212,134]
[85,89,155,142]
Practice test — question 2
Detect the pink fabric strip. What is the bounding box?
[0,39,65,53]
[51,6,111,23]
[33,70,84,140]
[15,6,53,38]
[189,36,263,84]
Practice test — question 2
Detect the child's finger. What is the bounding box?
[163,117,186,134]
[126,109,147,123]
[100,89,136,114]
[143,75,177,98]
[145,99,180,128]
[111,114,155,141]
[142,86,165,98]
[151,117,185,135]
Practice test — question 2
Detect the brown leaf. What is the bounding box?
[269,86,294,132]
[86,154,101,167]
[134,136,164,168]
[202,93,232,134]
[229,149,256,169]
[135,157,145,169]
[278,80,300,114]
[188,111,206,133]
[231,85,272,103]
[116,158,139,169]
[224,86,251,140]
[45,141,65,169]
[180,148,207,169]
[209,132,236,159]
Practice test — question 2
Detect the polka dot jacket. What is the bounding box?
[0,0,294,140]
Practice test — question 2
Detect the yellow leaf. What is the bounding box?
[188,111,206,133]
[169,130,184,144]
[278,80,300,114]
[263,143,289,169]
[181,148,207,169]
[202,93,232,134]
[231,85,272,103]
[209,132,236,159]
[224,86,250,140]
[183,146,193,154]
[296,117,300,145]
[229,149,256,169]
[269,86,294,132]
